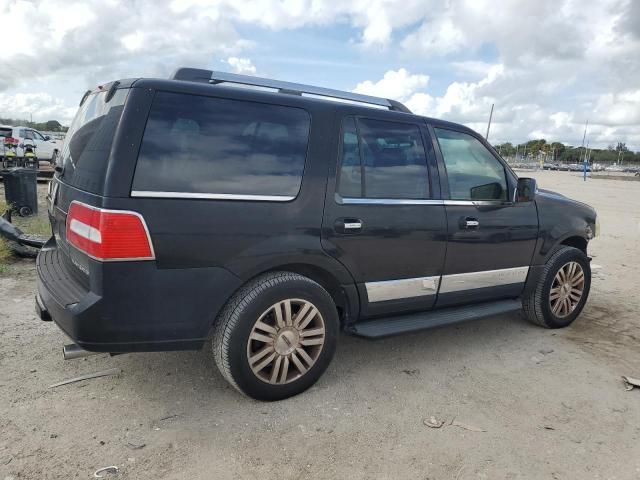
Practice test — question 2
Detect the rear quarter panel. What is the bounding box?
[101,84,354,285]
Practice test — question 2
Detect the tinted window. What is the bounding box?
[435,128,508,201]
[60,88,129,194]
[337,117,362,198]
[337,117,429,199]
[133,92,311,199]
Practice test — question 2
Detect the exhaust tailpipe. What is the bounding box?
[63,344,100,360]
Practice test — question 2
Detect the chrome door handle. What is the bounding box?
[335,218,363,234]
[461,217,479,229]
[344,221,362,230]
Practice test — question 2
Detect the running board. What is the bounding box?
[348,299,522,338]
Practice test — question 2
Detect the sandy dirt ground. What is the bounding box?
[1,171,639,480]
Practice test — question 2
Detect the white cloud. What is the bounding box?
[593,90,640,126]
[0,0,637,148]
[351,66,638,149]
[226,57,257,75]
[0,93,77,124]
[353,69,429,101]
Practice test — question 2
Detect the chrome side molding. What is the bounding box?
[365,266,530,303]
[366,276,440,303]
[439,266,529,293]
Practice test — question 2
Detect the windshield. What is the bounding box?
[59,88,128,194]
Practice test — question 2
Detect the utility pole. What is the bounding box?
[485,103,494,140]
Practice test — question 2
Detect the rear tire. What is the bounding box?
[212,272,339,401]
[522,246,591,328]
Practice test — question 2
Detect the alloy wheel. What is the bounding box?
[549,261,585,318]
[246,299,325,385]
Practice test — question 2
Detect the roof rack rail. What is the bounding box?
[170,68,412,114]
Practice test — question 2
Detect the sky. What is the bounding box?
[0,0,638,150]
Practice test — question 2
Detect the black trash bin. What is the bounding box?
[3,168,38,216]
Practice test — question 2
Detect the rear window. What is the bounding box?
[132,92,311,200]
[59,88,128,194]
[0,127,12,138]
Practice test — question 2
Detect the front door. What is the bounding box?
[30,130,54,160]
[431,126,539,307]
[322,114,447,318]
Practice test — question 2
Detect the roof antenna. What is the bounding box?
[485,103,494,140]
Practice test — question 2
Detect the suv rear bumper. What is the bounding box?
[35,238,243,353]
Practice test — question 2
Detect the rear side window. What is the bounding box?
[132,92,311,200]
[59,89,129,194]
[337,117,430,199]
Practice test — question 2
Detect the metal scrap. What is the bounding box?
[423,416,445,428]
[450,418,486,432]
[622,375,640,391]
[94,465,119,478]
[49,368,121,388]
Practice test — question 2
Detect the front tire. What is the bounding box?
[522,246,591,328]
[212,272,339,401]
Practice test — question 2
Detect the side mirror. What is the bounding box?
[516,177,537,202]
[44,135,51,141]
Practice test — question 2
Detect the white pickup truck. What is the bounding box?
[0,125,61,163]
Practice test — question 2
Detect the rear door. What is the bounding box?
[431,126,538,307]
[322,113,447,318]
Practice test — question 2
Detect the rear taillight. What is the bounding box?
[66,201,155,261]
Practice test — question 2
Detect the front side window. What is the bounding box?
[133,92,311,199]
[31,130,45,141]
[434,128,508,201]
[337,117,430,199]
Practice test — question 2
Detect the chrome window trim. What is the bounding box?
[131,191,295,202]
[439,266,529,294]
[443,200,510,206]
[336,194,444,206]
[366,276,440,303]
[335,195,511,207]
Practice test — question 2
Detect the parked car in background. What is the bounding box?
[0,125,60,163]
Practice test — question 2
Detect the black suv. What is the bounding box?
[36,69,598,400]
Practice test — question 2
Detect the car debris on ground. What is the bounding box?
[93,465,119,478]
[622,375,640,391]
[48,368,121,388]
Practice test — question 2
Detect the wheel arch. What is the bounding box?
[261,263,358,326]
[559,235,588,254]
[222,256,360,328]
